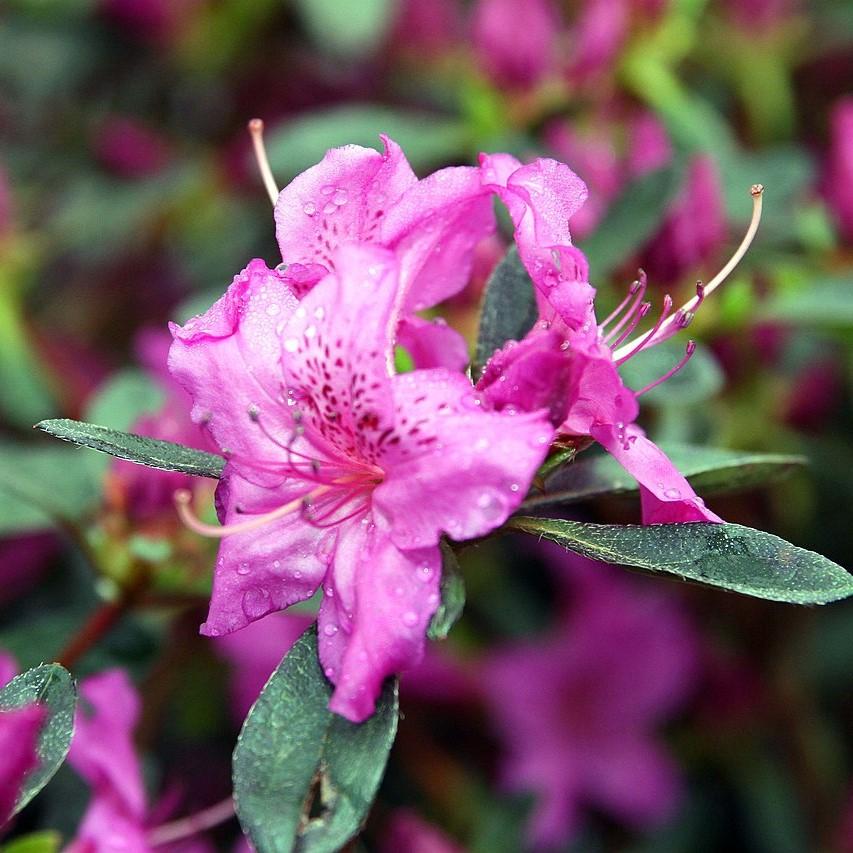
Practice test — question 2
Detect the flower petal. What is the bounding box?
[274,136,417,268]
[397,314,470,372]
[373,369,553,548]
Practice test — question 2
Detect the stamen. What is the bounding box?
[600,271,646,330]
[174,485,332,538]
[616,294,672,365]
[248,118,279,206]
[604,271,648,342]
[635,340,697,396]
[613,185,764,361]
[610,301,651,349]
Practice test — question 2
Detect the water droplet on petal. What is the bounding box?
[302,201,316,216]
[663,487,682,499]
[323,624,338,637]
[402,611,418,627]
[241,587,270,619]
[236,562,250,576]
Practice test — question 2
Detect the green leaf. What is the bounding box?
[427,542,466,641]
[295,0,394,57]
[0,664,77,816]
[526,445,805,510]
[0,831,62,853]
[508,517,853,604]
[581,161,686,278]
[474,247,538,378]
[617,339,724,407]
[35,419,225,479]
[233,627,399,853]
[758,275,853,327]
[0,443,100,534]
[264,105,468,178]
[83,369,164,433]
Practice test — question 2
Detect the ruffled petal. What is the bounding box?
[323,528,441,722]
[591,422,722,524]
[274,136,417,268]
[373,369,553,548]
[397,314,470,372]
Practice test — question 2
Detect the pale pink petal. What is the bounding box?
[373,369,553,548]
[69,670,146,820]
[590,423,722,524]
[274,136,417,268]
[325,531,441,722]
[199,471,333,637]
[0,704,44,824]
[397,315,469,372]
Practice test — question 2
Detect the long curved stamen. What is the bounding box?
[174,485,332,538]
[600,272,646,330]
[604,272,648,342]
[613,184,764,361]
[635,341,696,396]
[616,294,672,365]
[610,301,651,349]
[248,118,279,206]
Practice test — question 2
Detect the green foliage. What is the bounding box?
[427,541,466,641]
[509,517,853,604]
[474,247,538,378]
[233,627,399,853]
[0,831,62,853]
[83,369,165,432]
[526,445,806,510]
[759,275,853,327]
[36,419,225,479]
[295,0,395,58]
[0,664,77,817]
[265,106,468,178]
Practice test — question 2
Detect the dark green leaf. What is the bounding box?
[581,161,686,277]
[0,444,100,534]
[265,106,468,178]
[525,445,805,510]
[233,627,398,853]
[508,517,853,604]
[0,664,77,816]
[427,542,466,641]
[474,247,538,377]
[617,339,724,406]
[35,419,225,479]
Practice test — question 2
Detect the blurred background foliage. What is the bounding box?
[1,0,853,850]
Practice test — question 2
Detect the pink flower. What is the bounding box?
[481,547,698,847]
[0,533,59,607]
[272,136,495,372]
[825,97,853,244]
[640,155,728,286]
[471,0,560,88]
[67,670,149,852]
[98,0,201,44]
[475,153,733,524]
[381,810,464,853]
[567,0,629,83]
[110,329,216,520]
[169,247,553,721]
[390,0,462,58]
[94,118,171,180]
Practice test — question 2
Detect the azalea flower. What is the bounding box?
[0,656,44,829]
[481,546,698,847]
[825,97,853,244]
[169,245,552,721]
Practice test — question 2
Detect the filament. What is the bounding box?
[604,272,648,342]
[248,118,279,206]
[635,341,696,396]
[616,294,672,365]
[612,184,764,361]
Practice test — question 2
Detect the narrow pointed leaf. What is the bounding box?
[233,627,398,853]
[474,247,538,378]
[508,517,853,604]
[524,445,806,509]
[427,542,466,641]
[0,664,76,816]
[35,419,224,479]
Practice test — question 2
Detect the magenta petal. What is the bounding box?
[0,703,44,825]
[397,315,469,372]
[274,136,417,268]
[591,423,722,524]
[200,471,333,637]
[324,531,441,722]
[373,369,553,548]
[68,796,151,853]
[825,97,853,244]
[69,670,146,821]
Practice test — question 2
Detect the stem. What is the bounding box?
[147,796,236,846]
[58,599,128,670]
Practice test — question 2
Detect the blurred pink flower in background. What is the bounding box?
[481,547,698,847]
[567,0,629,83]
[0,166,12,237]
[724,0,797,31]
[391,0,462,58]
[825,97,853,243]
[98,0,201,45]
[472,0,560,88]
[381,810,464,853]
[0,533,59,607]
[94,118,172,180]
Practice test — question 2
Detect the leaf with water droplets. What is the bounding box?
[233,626,398,853]
[35,419,225,479]
[474,247,538,378]
[509,517,853,604]
[524,445,806,510]
[427,541,466,641]
[0,664,77,817]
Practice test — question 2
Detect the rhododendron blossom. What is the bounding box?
[169,245,553,721]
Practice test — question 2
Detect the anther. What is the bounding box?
[248,118,279,206]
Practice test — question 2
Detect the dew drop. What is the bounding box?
[322,202,337,215]
[663,487,682,499]
[323,624,338,637]
[419,565,433,582]
[284,338,299,352]
[236,562,250,576]
[402,611,418,627]
[302,201,316,216]
[333,188,348,206]
[241,587,270,619]
[266,302,280,316]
